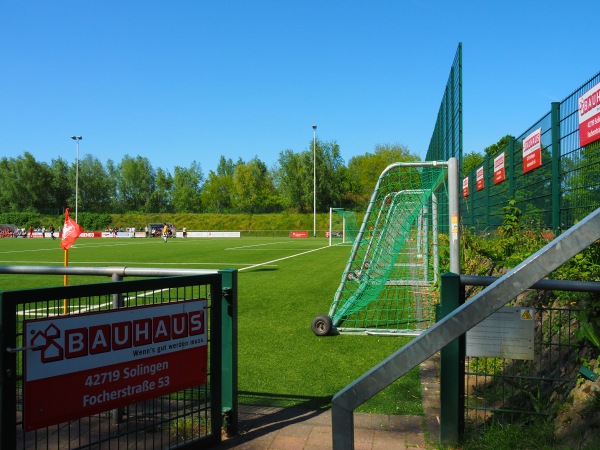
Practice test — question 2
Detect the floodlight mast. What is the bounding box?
[70,136,83,222]
[312,125,317,237]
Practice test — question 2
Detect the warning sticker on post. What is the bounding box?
[466,306,535,360]
[23,300,208,431]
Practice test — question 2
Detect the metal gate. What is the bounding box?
[439,274,599,440]
[464,303,580,429]
[0,271,237,449]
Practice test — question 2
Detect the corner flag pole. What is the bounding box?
[61,208,84,314]
[63,247,69,314]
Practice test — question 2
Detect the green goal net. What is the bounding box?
[315,161,451,336]
[329,209,360,244]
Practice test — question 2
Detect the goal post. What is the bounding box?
[313,158,460,336]
[328,208,360,246]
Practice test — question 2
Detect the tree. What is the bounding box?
[483,135,512,157]
[462,151,485,177]
[276,149,307,211]
[145,167,174,213]
[0,153,53,212]
[0,157,17,211]
[199,157,236,213]
[276,140,351,212]
[172,162,203,213]
[116,155,156,212]
[313,140,348,210]
[105,159,119,210]
[231,157,278,213]
[75,154,114,213]
[47,157,71,214]
[347,143,419,207]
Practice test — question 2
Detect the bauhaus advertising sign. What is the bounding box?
[23,300,207,431]
[523,128,542,174]
[579,81,600,147]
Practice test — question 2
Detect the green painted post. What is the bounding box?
[0,294,17,450]
[484,155,490,229]
[551,102,561,234]
[219,269,238,437]
[469,172,475,230]
[508,136,515,201]
[440,272,465,445]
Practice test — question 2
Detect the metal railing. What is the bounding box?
[441,275,600,441]
[331,208,600,449]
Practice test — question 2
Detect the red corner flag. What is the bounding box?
[61,208,84,250]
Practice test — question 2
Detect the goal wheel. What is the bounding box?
[311,314,333,336]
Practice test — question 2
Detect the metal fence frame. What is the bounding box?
[460,71,600,234]
[439,274,600,441]
[330,207,600,449]
[425,43,462,164]
[0,267,238,450]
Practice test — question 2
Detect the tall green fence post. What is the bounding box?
[440,272,465,445]
[0,294,18,450]
[468,173,475,230]
[219,269,238,437]
[508,136,516,200]
[551,102,561,234]
[484,154,490,229]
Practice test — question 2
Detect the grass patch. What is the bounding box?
[451,419,571,450]
[0,235,423,415]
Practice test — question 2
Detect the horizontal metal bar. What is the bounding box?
[0,265,219,277]
[467,406,549,416]
[464,372,576,383]
[459,275,600,292]
[385,280,431,286]
[6,345,43,353]
[337,327,423,336]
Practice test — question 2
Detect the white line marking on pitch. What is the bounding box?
[18,288,175,317]
[225,241,289,250]
[239,245,331,271]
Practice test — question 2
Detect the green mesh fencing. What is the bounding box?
[460,70,600,233]
[328,162,450,334]
[425,43,462,164]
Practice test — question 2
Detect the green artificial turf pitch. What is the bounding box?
[0,236,423,415]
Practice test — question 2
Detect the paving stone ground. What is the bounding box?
[215,354,441,449]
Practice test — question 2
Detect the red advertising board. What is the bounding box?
[578,81,600,147]
[462,176,469,197]
[494,152,506,185]
[24,300,207,431]
[476,167,484,191]
[523,128,542,173]
[290,231,309,238]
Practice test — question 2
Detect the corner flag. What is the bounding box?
[60,208,84,250]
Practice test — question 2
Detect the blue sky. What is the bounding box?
[1,1,598,177]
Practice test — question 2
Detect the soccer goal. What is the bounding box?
[313,158,459,336]
[328,208,360,245]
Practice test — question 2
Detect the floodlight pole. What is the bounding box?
[313,125,317,237]
[70,136,83,222]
